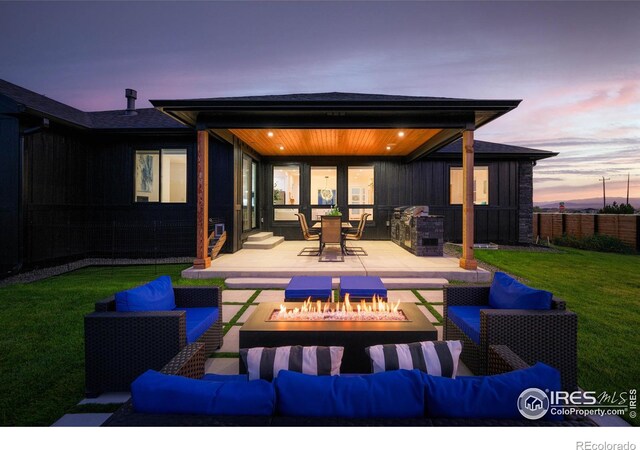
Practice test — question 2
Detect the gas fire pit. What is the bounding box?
[239,300,437,373]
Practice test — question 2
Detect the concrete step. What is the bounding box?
[242,236,284,249]
[246,232,274,242]
[224,277,448,290]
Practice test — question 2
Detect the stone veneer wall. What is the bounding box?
[518,162,534,243]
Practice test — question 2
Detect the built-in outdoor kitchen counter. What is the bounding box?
[390,206,444,256]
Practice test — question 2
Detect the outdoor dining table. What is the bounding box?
[311,221,353,229]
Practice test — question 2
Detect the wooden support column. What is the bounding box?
[194,130,211,269]
[459,129,478,270]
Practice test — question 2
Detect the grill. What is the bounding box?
[390,206,443,257]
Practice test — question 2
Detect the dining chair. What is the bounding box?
[319,216,344,262]
[343,212,370,256]
[296,213,320,256]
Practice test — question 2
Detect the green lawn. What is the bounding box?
[475,247,640,426]
[0,265,223,426]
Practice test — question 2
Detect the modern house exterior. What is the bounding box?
[0,79,556,276]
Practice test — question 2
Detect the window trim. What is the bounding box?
[133,147,188,204]
[449,165,490,206]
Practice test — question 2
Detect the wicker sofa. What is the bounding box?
[444,285,578,391]
[102,342,596,427]
[84,285,223,397]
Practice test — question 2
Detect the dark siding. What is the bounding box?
[208,136,234,253]
[262,156,521,244]
[21,125,197,267]
[0,115,20,273]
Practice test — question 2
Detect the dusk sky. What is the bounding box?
[1,1,638,203]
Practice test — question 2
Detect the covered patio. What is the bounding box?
[151,92,522,274]
[182,240,491,283]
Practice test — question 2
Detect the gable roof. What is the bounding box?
[0,79,187,130]
[435,139,558,160]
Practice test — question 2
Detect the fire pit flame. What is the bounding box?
[274,293,406,321]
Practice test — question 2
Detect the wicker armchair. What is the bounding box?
[444,285,578,391]
[103,343,596,427]
[84,286,223,397]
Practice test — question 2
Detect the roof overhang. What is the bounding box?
[150,96,521,161]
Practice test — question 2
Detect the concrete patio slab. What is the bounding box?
[222,289,256,302]
[222,304,243,323]
[387,290,420,303]
[51,413,112,427]
[382,278,448,289]
[205,358,240,375]
[432,304,444,316]
[183,241,490,282]
[418,290,444,303]
[254,290,286,303]
[435,325,443,341]
[238,304,258,323]
[218,325,239,353]
[78,392,130,405]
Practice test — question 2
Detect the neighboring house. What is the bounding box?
[0,79,556,275]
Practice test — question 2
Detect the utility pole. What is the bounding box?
[599,176,610,208]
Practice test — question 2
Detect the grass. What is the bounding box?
[0,264,224,426]
[474,246,640,426]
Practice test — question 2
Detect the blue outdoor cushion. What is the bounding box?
[174,307,219,343]
[489,272,553,310]
[339,276,387,298]
[274,369,424,418]
[421,362,562,421]
[447,306,487,345]
[285,276,332,300]
[131,370,275,416]
[115,275,176,312]
[201,373,249,382]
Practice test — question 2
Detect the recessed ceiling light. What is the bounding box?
[386,146,391,150]
[267,131,274,137]
[398,131,405,137]
[279,145,285,150]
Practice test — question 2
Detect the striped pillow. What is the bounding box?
[365,341,462,378]
[240,346,344,381]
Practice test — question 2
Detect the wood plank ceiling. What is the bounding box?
[228,129,442,156]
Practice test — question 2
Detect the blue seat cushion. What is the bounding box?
[132,370,275,416]
[489,272,553,310]
[174,307,219,343]
[285,276,332,299]
[202,373,249,382]
[447,306,488,345]
[421,362,563,421]
[274,369,424,418]
[115,275,175,312]
[339,276,387,298]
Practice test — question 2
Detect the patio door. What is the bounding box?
[242,155,258,232]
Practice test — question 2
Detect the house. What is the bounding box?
[0,79,556,276]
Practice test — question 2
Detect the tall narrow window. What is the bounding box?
[348,166,374,221]
[273,165,300,221]
[449,166,489,205]
[135,149,187,203]
[310,167,337,220]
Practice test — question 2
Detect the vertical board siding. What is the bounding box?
[0,116,21,273]
[263,157,520,244]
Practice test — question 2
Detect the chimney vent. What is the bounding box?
[125,89,138,116]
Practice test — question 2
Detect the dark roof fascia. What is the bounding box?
[0,93,25,114]
[90,128,195,136]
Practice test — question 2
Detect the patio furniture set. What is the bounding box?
[83,271,584,426]
[296,212,370,260]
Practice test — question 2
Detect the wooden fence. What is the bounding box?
[533,213,640,250]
